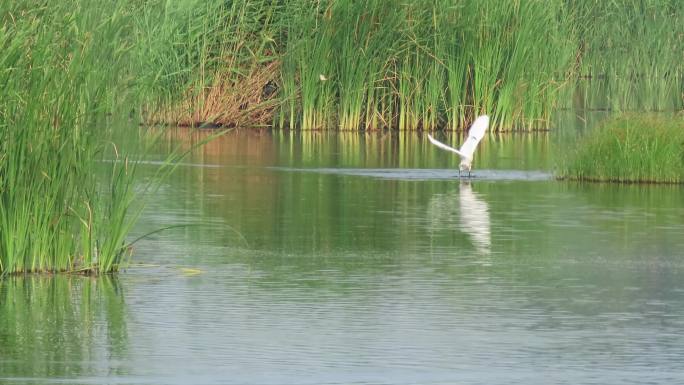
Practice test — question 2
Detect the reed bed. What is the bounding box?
[557,115,684,183]
[128,0,684,131]
[569,0,684,112]
[154,0,683,131]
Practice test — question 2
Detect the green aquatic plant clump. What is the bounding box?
[558,115,684,183]
[0,1,223,275]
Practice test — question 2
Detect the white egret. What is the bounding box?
[427,115,489,177]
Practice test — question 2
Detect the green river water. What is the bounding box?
[2,122,684,384]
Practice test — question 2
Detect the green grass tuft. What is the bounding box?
[557,115,684,183]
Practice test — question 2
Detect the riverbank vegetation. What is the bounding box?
[557,115,684,183]
[144,0,684,131]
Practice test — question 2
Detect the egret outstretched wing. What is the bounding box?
[427,115,489,159]
[427,134,465,157]
[455,115,489,158]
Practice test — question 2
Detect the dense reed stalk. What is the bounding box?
[0,2,156,274]
[274,0,577,131]
[140,0,282,128]
[569,0,684,112]
[135,0,683,131]
[557,115,684,183]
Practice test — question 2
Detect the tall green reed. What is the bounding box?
[0,1,152,274]
[569,0,684,112]
[333,0,404,130]
[275,0,575,131]
[103,0,684,132]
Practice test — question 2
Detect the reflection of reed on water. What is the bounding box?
[0,276,128,377]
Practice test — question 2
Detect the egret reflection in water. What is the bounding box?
[458,181,491,255]
[427,181,491,256]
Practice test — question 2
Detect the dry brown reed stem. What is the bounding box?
[149,61,281,128]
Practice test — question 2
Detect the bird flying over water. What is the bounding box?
[427,115,489,177]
